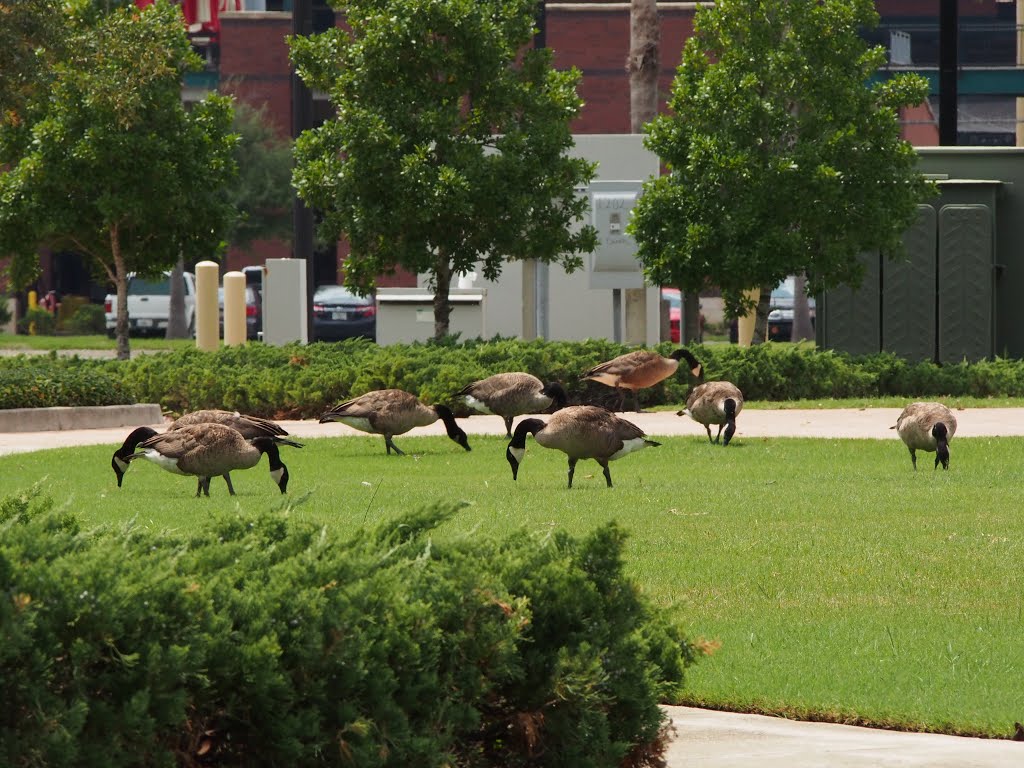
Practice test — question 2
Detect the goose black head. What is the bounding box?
[434,404,471,451]
[542,381,569,411]
[111,426,159,488]
[506,418,545,481]
[671,348,703,379]
[722,399,738,446]
[252,437,290,492]
[933,422,950,470]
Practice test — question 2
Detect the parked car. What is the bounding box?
[312,285,376,342]
[661,288,681,343]
[104,271,196,337]
[728,277,816,342]
[217,285,262,340]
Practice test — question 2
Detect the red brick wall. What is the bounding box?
[219,12,294,138]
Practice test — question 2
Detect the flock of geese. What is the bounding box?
[110,348,959,496]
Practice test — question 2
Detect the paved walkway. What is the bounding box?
[3,407,1024,766]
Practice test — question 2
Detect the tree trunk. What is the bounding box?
[683,293,702,344]
[432,252,453,341]
[627,0,659,345]
[791,272,814,342]
[110,224,130,361]
[165,256,189,339]
[751,284,772,345]
[628,0,660,131]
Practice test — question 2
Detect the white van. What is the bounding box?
[104,272,196,337]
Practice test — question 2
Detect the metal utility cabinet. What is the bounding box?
[820,148,1024,362]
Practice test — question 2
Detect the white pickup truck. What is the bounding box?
[104,271,196,337]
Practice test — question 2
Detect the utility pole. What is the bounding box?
[291,0,316,338]
[938,0,958,145]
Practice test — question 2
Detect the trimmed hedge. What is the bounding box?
[6,340,1024,414]
[0,354,134,409]
[0,489,695,767]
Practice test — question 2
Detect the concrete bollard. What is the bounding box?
[195,261,220,351]
[736,287,761,347]
[223,271,247,346]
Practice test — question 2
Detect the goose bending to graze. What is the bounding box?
[459,373,569,437]
[581,347,702,412]
[319,389,472,455]
[892,402,957,470]
[506,405,660,488]
[125,423,298,497]
[111,410,294,491]
[675,352,744,446]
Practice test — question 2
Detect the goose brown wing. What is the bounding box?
[582,350,655,379]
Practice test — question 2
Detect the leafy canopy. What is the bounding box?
[289,0,597,315]
[628,0,935,316]
[0,0,239,289]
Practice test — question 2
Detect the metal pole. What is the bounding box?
[291,0,316,340]
[938,0,958,145]
[532,0,548,339]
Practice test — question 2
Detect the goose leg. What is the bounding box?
[909,448,917,471]
[567,458,578,489]
[223,474,236,495]
[704,425,714,443]
[385,435,405,456]
[197,476,212,497]
[615,388,626,413]
[504,416,514,438]
[714,424,724,444]
[633,390,644,413]
[599,460,613,488]
[195,478,203,497]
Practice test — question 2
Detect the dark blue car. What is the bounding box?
[312,285,377,342]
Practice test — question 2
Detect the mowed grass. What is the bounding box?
[3,431,1023,737]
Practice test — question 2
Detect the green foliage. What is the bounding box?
[0,497,693,766]
[17,307,58,336]
[290,0,598,338]
[64,303,107,335]
[10,340,1024,414]
[0,299,11,328]
[0,356,133,408]
[629,0,935,316]
[0,1,239,360]
[226,103,293,248]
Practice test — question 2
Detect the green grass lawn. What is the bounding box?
[0,332,193,352]
[3,430,1022,737]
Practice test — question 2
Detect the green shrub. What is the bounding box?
[5,339,1024,413]
[0,297,12,328]
[17,307,57,336]
[0,496,695,767]
[0,356,134,408]
[64,303,107,335]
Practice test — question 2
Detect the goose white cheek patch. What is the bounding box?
[509,446,526,465]
[270,467,285,485]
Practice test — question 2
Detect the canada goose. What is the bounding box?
[459,373,569,437]
[674,352,744,445]
[505,405,660,488]
[319,389,472,455]
[124,422,297,496]
[891,402,957,470]
[111,410,293,491]
[581,348,702,412]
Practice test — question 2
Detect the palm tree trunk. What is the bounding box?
[628,0,659,343]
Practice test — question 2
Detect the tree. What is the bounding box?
[0,1,238,359]
[0,0,67,164]
[628,0,934,344]
[226,102,294,250]
[289,0,598,340]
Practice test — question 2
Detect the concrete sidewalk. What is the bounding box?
[3,407,1024,765]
